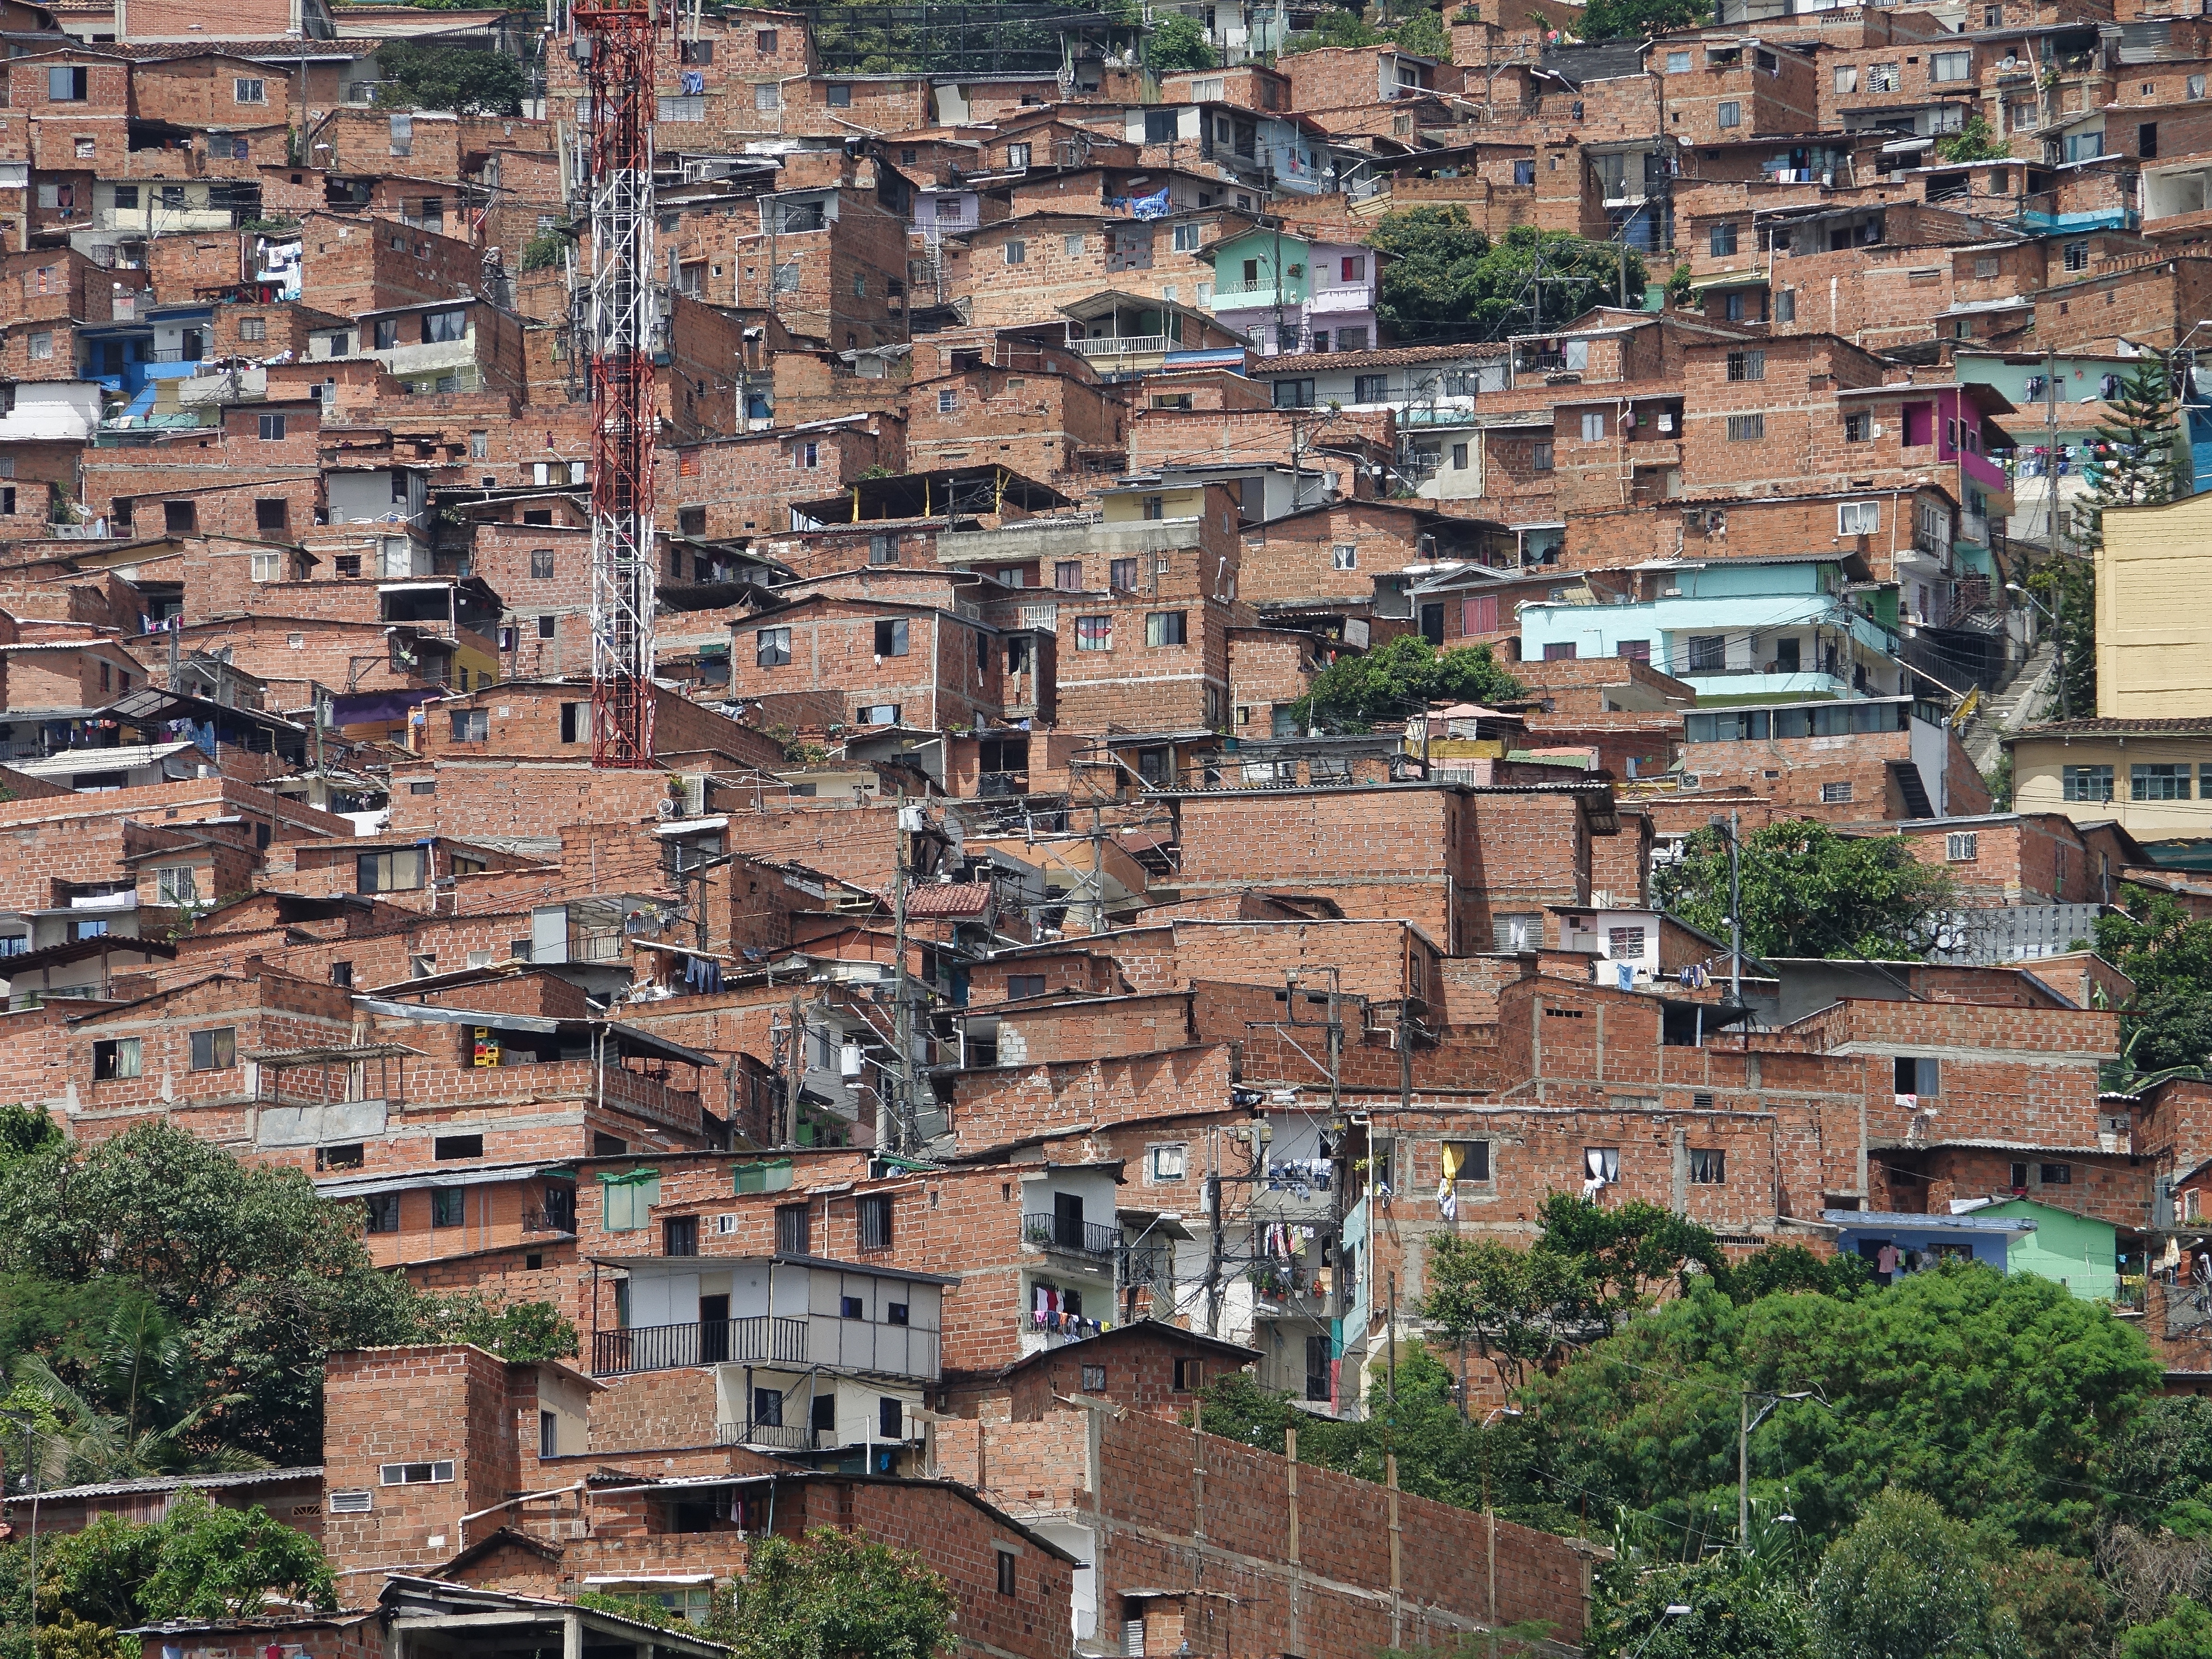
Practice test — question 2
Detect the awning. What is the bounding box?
[1881,136,1935,154]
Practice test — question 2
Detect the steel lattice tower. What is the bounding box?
[576,1,659,769]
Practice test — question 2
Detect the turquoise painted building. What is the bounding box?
[1516,553,1906,705]
[1977,1196,2118,1302]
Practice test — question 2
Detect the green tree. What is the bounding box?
[1369,211,1644,337]
[416,1293,579,1363]
[34,1492,333,1629]
[1425,1196,1728,1390]
[1578,0,1708,41]
[2096,885,2212,1083]
[1147,13,1217,69]
[1282,5,1386,51]
[1812,1490,2003,1659]
[1587,1553,1812,1659]
[1291,632,1522,730]
[1724,1242,1870,1304]
[1524,1267,2161,1554]
[2021,550,2095,719]
[2111,1396,2212,1531]
[1981,1549,2112,1659]
[1654,817,1957,961]
[2122,1597,2212,1659]
[724,1527,955,1659]
[1387,5,1451,59]
[0,1123,421,1466]
[1934,112,2007,163]
[2091,358,2187,540]
[374,38,528,115]
[0,1107,57,1169]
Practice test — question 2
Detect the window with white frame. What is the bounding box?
[380,1461,455,1485]
[1838,500,1880,535]
[154,865,197,905]
[1149,1143,1187,1181]
[1332,544,1357,570]
[235,76,266,103]
[1930,51,1970,82]
[1946,832,1978,860]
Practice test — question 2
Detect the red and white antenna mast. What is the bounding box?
[574,0,660,769]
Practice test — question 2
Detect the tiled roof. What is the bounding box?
[2019,718,2212,735]
[901,880,994,918]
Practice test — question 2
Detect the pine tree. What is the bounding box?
[2089,357,2184,537]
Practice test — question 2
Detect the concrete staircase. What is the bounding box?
[1963,635,2060,776]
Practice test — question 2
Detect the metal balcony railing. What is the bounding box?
[590,1315,807,1376]
[1023,1214,1120,1261]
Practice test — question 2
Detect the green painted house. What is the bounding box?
[1975,1197,2117,1301]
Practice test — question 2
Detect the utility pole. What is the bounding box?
[2046,338,2067,719]
[784,990,803,1148]
[890,804,920,1154]
[1738,1391,1751,1550]
[1728,809,1741,1006]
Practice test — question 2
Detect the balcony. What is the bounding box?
[591,1315,808,1376]
[976,770,1030,797]
[1069,333,1171,358]
[1024,1214,1120,1262]
[1306,284,1376,315]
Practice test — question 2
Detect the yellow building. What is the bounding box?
[2009,491,2212,850]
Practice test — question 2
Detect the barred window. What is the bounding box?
[1727,413,1765,440]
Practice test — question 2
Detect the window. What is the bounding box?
[858,1195,893,1251]
[1709,222,1739,257]
[1005,240,1027,265]
[1110,557,1138,589]
[775,1201,810,1254]
[1946,832,1979,861]
[526,547,556,580]
[1354,374,1390,403]
[1146,611,1186,647]
[663,1214,699,1257]
[381,1461,455,1485]
[237,316,268,343]
[1844,412,1870,442]
[1835,64,1859,92]
[255,498,287,533]
[996,1550,1017,1597]
[1452,442,1470,469]
[869,533,898,566]
[753,1386,783,1427]
[1331,544,1358,571]
[1868,62,1900,91]
[1727,350,1765,382]
[1492,913,1539,951]
[1513,158,1535,185]
[234,75,266,103]
[1608,925,1647,960]
[2193,75,2207,99]
[1273,379,1315,409]
[601,1171,660,1230]
[357,849,426,894]
[1007,142,1031,169]
[1580,411,1605,440]
[1543,642,1577,662]
[2063,764,2114,802]
[1727,413,1765,441]
[92,1038,141,1080]
[1443,1139,1490,1182]
[1173,1358,1203,1391]
[857,703,901,725]
[1687,635,1726,672]
[1668,49,1692,71]
[1820,780,1854,804]
[27,332,52,362]
[257,412,287,442]
[827,83,853,106]
[754,82,780,110]
[155,865,198,905]
[1584,1147,1620,1184]
[1689,1148,1726,1184]
[363,1193,400,1234]
[1532,441,1554,471]
[935,388,957,415]
[757,28,779,47]
[875,618,910,657]
[1173,223,1200,252]
[450,709,489,742]
[839,1293,865,1320]
[1076,615,1113,651]
[1053,559,1085,591]
[1930,51,1970,82]
[2064,240,2089,271]
[1008,974,1047,999]
[48,66,86,101]
[539,1410,559,1458]
[1716,100,1741,128]
[1894,1056,1940,1097]
[795,442,819,469]
[1151,1143,1187,1181]
[1838,500,1880,535]
[189,1028,235,1072]
[2136,763,2192,800]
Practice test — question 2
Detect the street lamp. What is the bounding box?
[1623,1605,1694,1659]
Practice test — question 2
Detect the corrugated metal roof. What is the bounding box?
[2,1465,322,1505]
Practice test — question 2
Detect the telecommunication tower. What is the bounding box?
[573,1,661,769]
